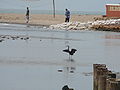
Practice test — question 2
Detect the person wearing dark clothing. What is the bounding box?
[62,85,69,90]
[26,7,29,23]
[65,9,70,22]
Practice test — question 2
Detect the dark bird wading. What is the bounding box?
[63,45,77,59]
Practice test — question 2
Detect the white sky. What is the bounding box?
[0,0,120,12]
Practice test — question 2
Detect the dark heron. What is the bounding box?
[63,45,77,59]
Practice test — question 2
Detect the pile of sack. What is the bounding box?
[49,19,120,30]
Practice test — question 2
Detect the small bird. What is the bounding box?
[24,37,29,40]
[63,45,77,59]
[0,39,4,42]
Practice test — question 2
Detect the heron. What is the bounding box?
[63,45,77,59]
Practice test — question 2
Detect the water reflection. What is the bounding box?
[104,33,120,46]
[105,34,120,39]
[58,59,76,86]
[64,59,76,73]
[105,41,120,46]
[58,59,76,73]
[64,30,70,46]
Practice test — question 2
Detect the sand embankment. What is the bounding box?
[0,13,102,26]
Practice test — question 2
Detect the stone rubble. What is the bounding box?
[49,19,120,30]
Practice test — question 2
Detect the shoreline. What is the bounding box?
[1,13,120,32]
[0,21,50,28]
[0,13,102,26]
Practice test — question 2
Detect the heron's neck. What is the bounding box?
[67,46,69,50]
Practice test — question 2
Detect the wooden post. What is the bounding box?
[106,79,110,90]
[93,64,106,90]
[98,75,106,90]
[106,79,120,90]
[97,68,108,90]
[93,64,120,90]
[107,73,116,78]
[53,0,55,18]
[116,80,120,90]
[93,64,99,90]
[106,78,120,90]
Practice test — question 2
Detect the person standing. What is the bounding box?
[26,7,29,23]
[65,9,70,22]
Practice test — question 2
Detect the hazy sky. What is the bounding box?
[0,0,120,12]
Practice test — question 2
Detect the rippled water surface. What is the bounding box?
[0,23,120,90]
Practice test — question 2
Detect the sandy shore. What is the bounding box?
[0,13,102,26]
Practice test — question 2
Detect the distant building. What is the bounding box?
[106,4,120,17]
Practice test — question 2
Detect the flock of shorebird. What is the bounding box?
[0,35,30,42]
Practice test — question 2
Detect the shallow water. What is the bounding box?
[0,23,120,90]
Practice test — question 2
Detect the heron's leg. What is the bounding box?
[71,55,72,60]
[69,55,70,60]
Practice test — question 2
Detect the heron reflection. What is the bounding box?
[58,59,76,73]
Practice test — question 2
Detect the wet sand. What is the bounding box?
[0,13,102,26]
